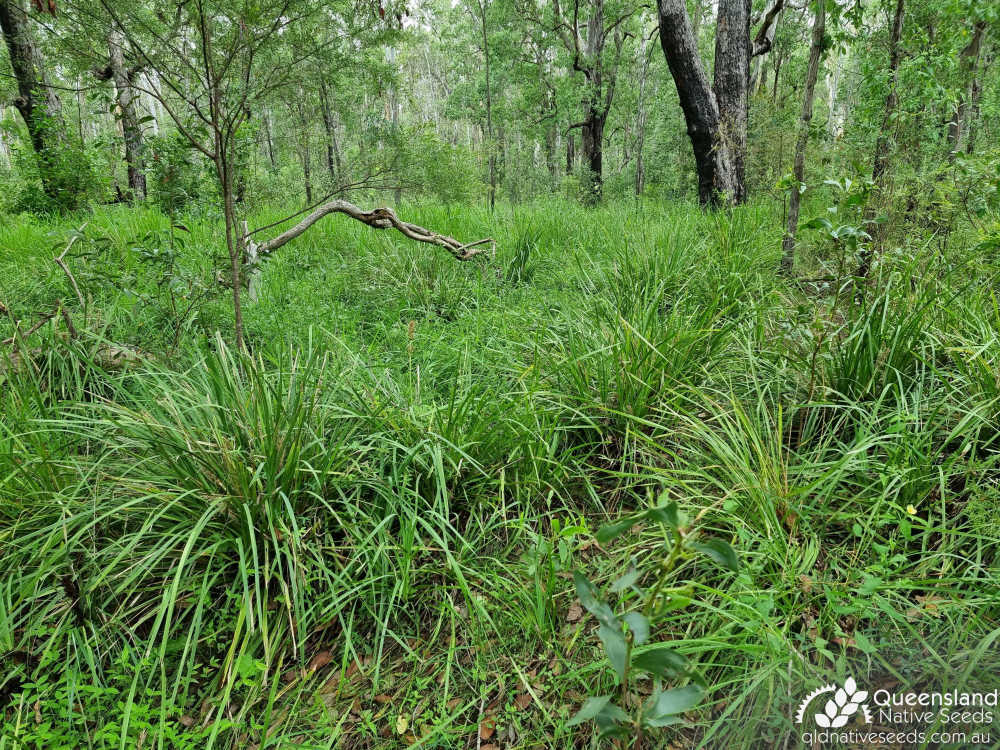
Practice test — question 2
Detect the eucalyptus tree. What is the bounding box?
[0,0,71,201]
[656,0,785,206]
[780,0,826,273]
[517,0,638,202]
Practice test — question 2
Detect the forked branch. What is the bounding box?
[246,199,494,261]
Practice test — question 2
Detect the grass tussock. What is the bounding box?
[1,198,999,748]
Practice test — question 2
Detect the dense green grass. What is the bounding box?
[2,198,999,748]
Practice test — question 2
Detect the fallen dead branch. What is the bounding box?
[245,199,494,261]
[240,200,494,301]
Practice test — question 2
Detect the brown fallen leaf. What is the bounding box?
[479,715,496,740]
[308,650,333,671]
[374,694,393,704]
[178,715,195,728]
[446,697,462,711]
[567,602,583,622]
[514,693,532,710]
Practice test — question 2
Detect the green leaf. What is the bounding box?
[691,539,739,572]
[646,501,679,529]
[596,517,634,545]
[573,571,617,628]
[566,695,612,726]
[597,702,631,724]
[643,684,703,727]
[598,624,628,680]
[631,645,688,678]
[609,565,640,593]
[623,612,650,646]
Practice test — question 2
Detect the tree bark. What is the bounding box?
[108,28,146,201]
[870,0,905,188]
[749,0,784,92]
[780,0,825,274]
[857,0,905,279]
[318,79,342,184]
[713,0,751,204]
[946,21,986,158]
[965,42,990,155]
[634,35,651,197]
[567,132,575,173]
[476,0,496,211]
[657,0,738,207]
[262,108,276,167]
[0,0,67,200]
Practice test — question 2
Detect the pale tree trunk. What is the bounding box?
[713,0,751,204]
[825,48,845,139]
[858,0,905,279]
[295,98,313,204]
[475,0,496,211]
[946,21,986,158]
[749,0,783,93]
[0,107,10,166]
[657,0,738,207]
[0,0,67,200]
[780,0,825,274]
[108,28,146,201]
[634,34,651,196]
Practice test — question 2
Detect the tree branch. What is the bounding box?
[247,200,494,261]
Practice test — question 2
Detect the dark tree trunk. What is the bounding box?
[858,0,905,279]
[657,0,738,207]
[780,0,825,274]
[870,0,905,188]
[302,144,312,204]
[318,79,341,185]
[263,109,276,167]
[965,44,990,155]
[567,133,575,173]
[108,28,146,201]
[713,0,751,204]
[580,108,605,203]
[0,0,67,200]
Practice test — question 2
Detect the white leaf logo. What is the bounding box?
[811,676,868,729]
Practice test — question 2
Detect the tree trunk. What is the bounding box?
[635,36,651,196]
[0,0,67,200]
[870,0,905,188]
[713,0,751,204]
[478,0,496,211]
[965,43,990,155]
[318,79,341,185]
[657,0,738,207]
[108,28,146,201]
[946,21,986,158]
[263,108,276,167]
[567,132,575,173]
[779,0,825,274]
[580,108,604,203]
[302,143,312,204]
[858,0,905,279]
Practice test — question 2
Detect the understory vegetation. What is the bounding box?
[3,196,1000,747]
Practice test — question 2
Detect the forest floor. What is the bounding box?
[2,199,1000,749]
